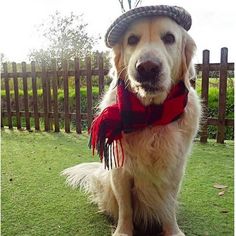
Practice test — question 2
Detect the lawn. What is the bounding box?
[1,130,234,236]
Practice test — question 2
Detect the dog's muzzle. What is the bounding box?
[136,58,162,81]
[135,57,162,92]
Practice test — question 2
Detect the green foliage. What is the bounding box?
[1,86,101,119]
[207,86,234,140]
[1,53,6,63]
[1,86,102,131]
[28,11,97,67]
[195,78,234,140]
[1,77,234,139]
[1,131,234,235]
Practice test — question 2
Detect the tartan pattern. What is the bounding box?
[105,5,192,48]
[89,79,188,169]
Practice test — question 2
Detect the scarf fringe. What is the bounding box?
[89,134,124,170]
[88,106,124,169]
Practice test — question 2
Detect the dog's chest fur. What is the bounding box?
[123,88,200,179]
[123,122,187,186]
[120,88,201,224]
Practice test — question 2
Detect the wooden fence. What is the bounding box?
[1,48,234,143]
[193,48,234,143]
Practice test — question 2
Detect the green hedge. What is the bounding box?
[1,85,234,139]
[196,86,234,140]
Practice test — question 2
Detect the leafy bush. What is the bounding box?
[196,78,234,140]
[1,80,234,139]
[1,87,101,131]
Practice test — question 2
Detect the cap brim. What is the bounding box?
[105,5,192,48]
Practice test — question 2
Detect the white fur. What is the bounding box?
[62,17,201,236]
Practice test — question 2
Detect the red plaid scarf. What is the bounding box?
[89,79,188,169]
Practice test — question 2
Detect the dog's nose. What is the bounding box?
[136,59,161,81]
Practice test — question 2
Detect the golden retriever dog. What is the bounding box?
[62,8,201,236]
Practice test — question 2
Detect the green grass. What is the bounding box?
[179,141,234,235]
[1,130,234,236]
[1,130,111,236]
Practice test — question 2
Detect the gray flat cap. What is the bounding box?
[105,5,192,48]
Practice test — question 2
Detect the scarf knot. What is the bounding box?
[89,79,188,169]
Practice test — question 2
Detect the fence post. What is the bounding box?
[42,61,50,131]
[63,60,70,133]
[217,47,228,143]
[1,101,3,127]
[75,58,82,134]
[22,62,31,131]
[98,53,105,95]
[52,60,60,132]
[3,63,13,129]
[0,110,3,128]
[47,68,52,131]
[200,50,210,143]
[31,61,40,131]
[12,62,21,130]
[86,56,93,129]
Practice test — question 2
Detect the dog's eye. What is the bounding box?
[162,33,175,44]
[127,35,140,46]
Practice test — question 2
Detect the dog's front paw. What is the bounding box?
[112,228,133,236]
[164,229,185,236]
[113,232,131,236]
[112,233,130,236]
[168,231,185,236]
[175,232,185,236]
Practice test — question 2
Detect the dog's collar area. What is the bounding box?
[89,79,188,169]
[105,5,192,48]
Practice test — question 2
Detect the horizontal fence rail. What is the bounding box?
[1,48,235,143]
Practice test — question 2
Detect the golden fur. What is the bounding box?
[62,16,201,236]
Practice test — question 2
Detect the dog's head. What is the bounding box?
[112,16,196,105]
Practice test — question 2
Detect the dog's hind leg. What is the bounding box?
[111,168,134,236]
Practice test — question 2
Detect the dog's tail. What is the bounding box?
[61,162,118,218]
[61,162,103,189]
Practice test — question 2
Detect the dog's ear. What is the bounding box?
[181,33,196,89]
[112,44,124,78]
